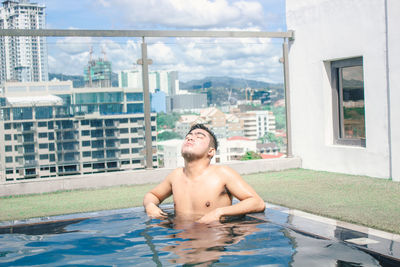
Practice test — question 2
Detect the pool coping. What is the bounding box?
[264,203,400,242]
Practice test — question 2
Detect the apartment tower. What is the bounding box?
[0,0,48,83]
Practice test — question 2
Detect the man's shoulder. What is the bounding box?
[166,167,184,179]
[210,164,238,176]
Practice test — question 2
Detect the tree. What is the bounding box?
[260,132,284,147]
[156,112,181,130]
[157,131,182,141]
[240,151,262,161]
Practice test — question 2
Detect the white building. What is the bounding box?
[254,110,276,138]
[158,139,184,168]
[0,0,48,83]
[286,0,400,181]
[158,137,256,168]
[217,137,257,162]
[237,110,276,140]
[118,69,179,96]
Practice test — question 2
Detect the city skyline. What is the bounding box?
[36,0,287,83]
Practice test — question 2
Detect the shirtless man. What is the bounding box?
[143,124,265,224]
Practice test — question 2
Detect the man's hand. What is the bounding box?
[145,203,168,219]
[196,208,222,224]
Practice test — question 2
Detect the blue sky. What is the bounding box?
[37,0,287,83]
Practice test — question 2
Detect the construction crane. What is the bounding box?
[242,76,254,102]
[101,46,107,61]
[245,86,254,102]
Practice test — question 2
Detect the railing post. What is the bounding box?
[139,37,154,169]
[283,38,292,158]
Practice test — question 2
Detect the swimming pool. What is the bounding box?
[0,205,394,266]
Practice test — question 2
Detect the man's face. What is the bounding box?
[181,129,214,160]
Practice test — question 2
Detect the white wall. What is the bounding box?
[286,0,399,180]
[387,0,400,181]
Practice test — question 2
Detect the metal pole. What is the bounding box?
[283,39,292,158]
[140,37,153,169]
[0,29,294,39]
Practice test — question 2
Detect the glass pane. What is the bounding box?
[341,66,365,139]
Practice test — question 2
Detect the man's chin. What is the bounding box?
[181,151,201,161]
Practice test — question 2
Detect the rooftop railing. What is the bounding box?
[1,28,294,183]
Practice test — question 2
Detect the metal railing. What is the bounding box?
[1,28,295,168]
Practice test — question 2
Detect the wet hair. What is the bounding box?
[188,124,218,151]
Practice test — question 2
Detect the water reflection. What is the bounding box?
[0,218,86,235]
[150,215,263,266]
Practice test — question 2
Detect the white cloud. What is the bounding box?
[48,35,283,83]
[55,37,94,55]
[97,0,265,29]
[46,1,284,83]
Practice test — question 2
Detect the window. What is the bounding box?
[39,143,48,149]
[38,132,47,138]
[120,128,129,134]
[331,57,365,147]
[91,129,103,138]
[35,107,53,119]
[83,151,91,157]
[40,154,49,160]
[49,143,55,151]
[92,140,104,148]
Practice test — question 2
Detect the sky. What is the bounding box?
[36,0,287,83]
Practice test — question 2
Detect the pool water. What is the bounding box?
[0,206,386,266]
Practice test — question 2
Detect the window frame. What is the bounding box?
[331,57,366,147]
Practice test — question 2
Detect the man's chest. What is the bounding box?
[171,177,231,211]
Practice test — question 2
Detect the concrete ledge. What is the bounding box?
[0,157,301,197]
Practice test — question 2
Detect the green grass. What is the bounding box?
[245,169,400,234]
[1,168,400,234]
[0,184,173,222]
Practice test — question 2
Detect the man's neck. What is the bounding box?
[183,158,211,179]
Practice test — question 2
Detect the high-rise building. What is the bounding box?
[0,0,48,83]
[84,58,112,88]
[118,68,179,96]
[0,81,158,182]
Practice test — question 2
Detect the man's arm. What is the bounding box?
[143,171,174,219]
[197,166,265,223]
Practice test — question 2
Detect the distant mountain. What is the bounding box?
[48,73,282,93]
[180,76,283,91]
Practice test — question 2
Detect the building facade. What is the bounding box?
[118,69,179,96]
[84,58,112,88]
[286,0,400,180]
[158,136,256,168]
[0,0,48,83]
[236,110,276,140]
[217,137,257,162]
[0,81,158,182]
[166,93,208,113]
